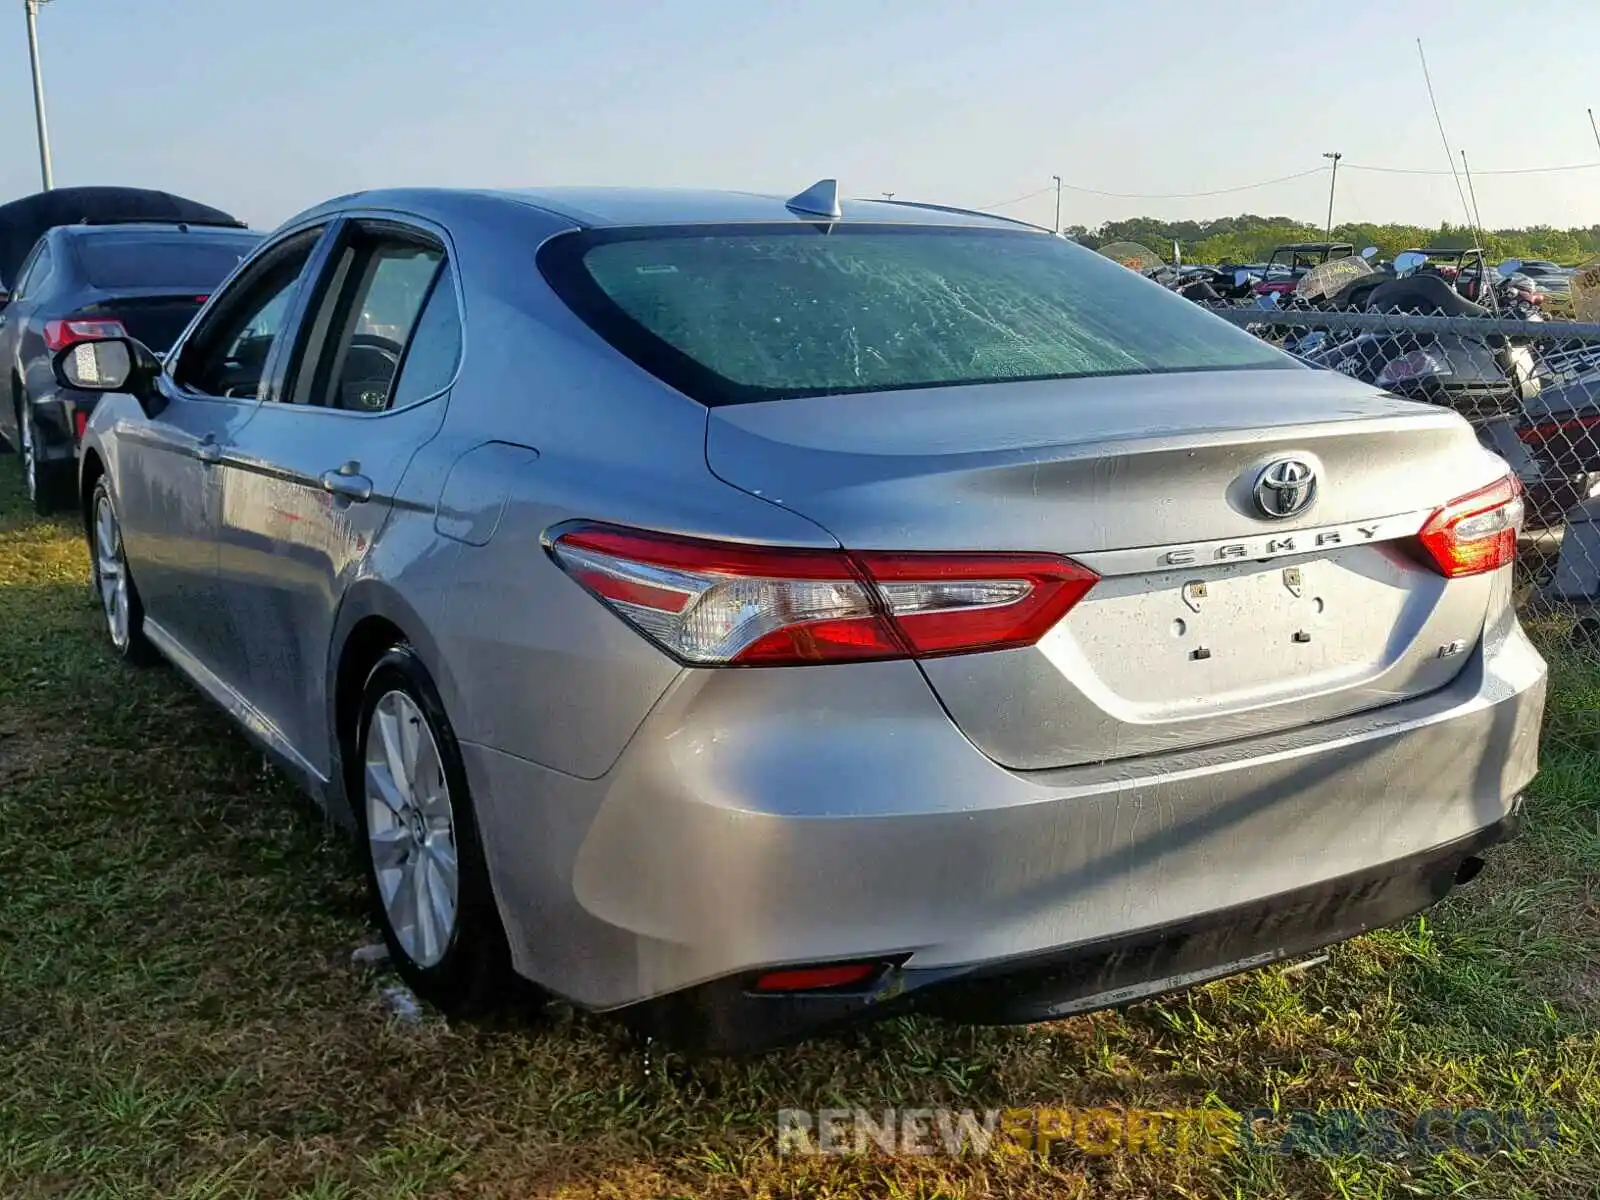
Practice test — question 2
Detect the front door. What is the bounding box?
[115,229,326,667]
[211,220,462,777]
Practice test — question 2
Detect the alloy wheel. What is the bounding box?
[94,494,130,649]
[21,416,36,501]
[364,690,460,968]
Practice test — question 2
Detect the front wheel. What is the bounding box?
[90,478,156,664]
[353,646,522,1015]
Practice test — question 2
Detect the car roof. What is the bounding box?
[57,222,264,239]
[290,185,1046,234]
[1275,241,1353,251]
[0,186,246,285]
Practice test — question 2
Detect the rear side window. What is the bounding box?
[75,235,260,289]
[390,266,462,408]
[539,224,1290,406]
[14,242,54,298]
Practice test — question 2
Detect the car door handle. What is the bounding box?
[195,435,221,466]
[320,466,373,502]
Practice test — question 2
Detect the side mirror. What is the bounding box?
[1361,246,1378,259]
[52,337,167,418]
[1234,269,1251,287]
[1497,258,1523,279]
[1392,251,1428,276]
[1255,291,1280,310]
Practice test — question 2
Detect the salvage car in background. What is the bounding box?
[62,182,1544,1052]
[0,187,258,511]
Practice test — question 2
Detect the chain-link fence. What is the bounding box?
[1202,299,1600,745]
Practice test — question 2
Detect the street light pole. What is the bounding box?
[1321,151,1342,243]
[25,0,55,191]
[1051,175,1061,235]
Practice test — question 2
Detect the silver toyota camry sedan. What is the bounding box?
[59,181,1545,1052]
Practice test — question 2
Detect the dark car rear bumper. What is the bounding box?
[617,805,1520,1055]
[28,388,100,463]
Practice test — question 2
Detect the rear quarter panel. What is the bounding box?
[412,203,847,778]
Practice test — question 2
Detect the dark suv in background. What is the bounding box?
[1,220,262,511]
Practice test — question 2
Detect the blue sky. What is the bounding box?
[2,0,1597,233]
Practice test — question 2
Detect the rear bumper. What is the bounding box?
[620,806,1519,1053]
[28,387,99,463]
[460,603,1544,1048]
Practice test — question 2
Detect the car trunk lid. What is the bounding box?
[705,368,1509,769]
[75,289,211,354]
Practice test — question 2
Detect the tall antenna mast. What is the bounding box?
[1460,150,1495,313]
[1416,39,1474,232]
[1460,150,1485,236]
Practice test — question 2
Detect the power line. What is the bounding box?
[976,185,1055,211]
[976,156,1600,214]
[1343,160,1600,176]
[1054,167,1331,200]
[980,168,1329,210]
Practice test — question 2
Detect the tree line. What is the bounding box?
[1065,216,1600,266]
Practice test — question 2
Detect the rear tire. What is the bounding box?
[89,478,156,665]
[352,645,523,1016]
[21,404,72,515]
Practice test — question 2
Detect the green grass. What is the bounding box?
[0,453,1596,1199]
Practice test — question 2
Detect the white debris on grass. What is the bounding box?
[382,984,425,1025]
[351,942,390,967]
[1281,954,1331,977]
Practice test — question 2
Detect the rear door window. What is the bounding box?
[539,224,1290,407]
[75,235,259,290]
[287,228,446,412]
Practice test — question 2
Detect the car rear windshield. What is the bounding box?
[539,224,1290,406]
[76,234,260,290]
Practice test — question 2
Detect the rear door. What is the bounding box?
[210,217,461,774]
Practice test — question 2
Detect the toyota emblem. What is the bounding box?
[1253,458,1317,519]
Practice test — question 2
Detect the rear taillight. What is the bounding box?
[44,317,128,353]
[1375,350,1453,389]
[1518,414,1600,447]
[547,524,1098,667]
[1417,475,1523,578]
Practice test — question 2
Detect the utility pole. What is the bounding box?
[1321,152,1341,243]
[1590,108,1600,155]
[1051,175,1062,235]
[25,0,55,190]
